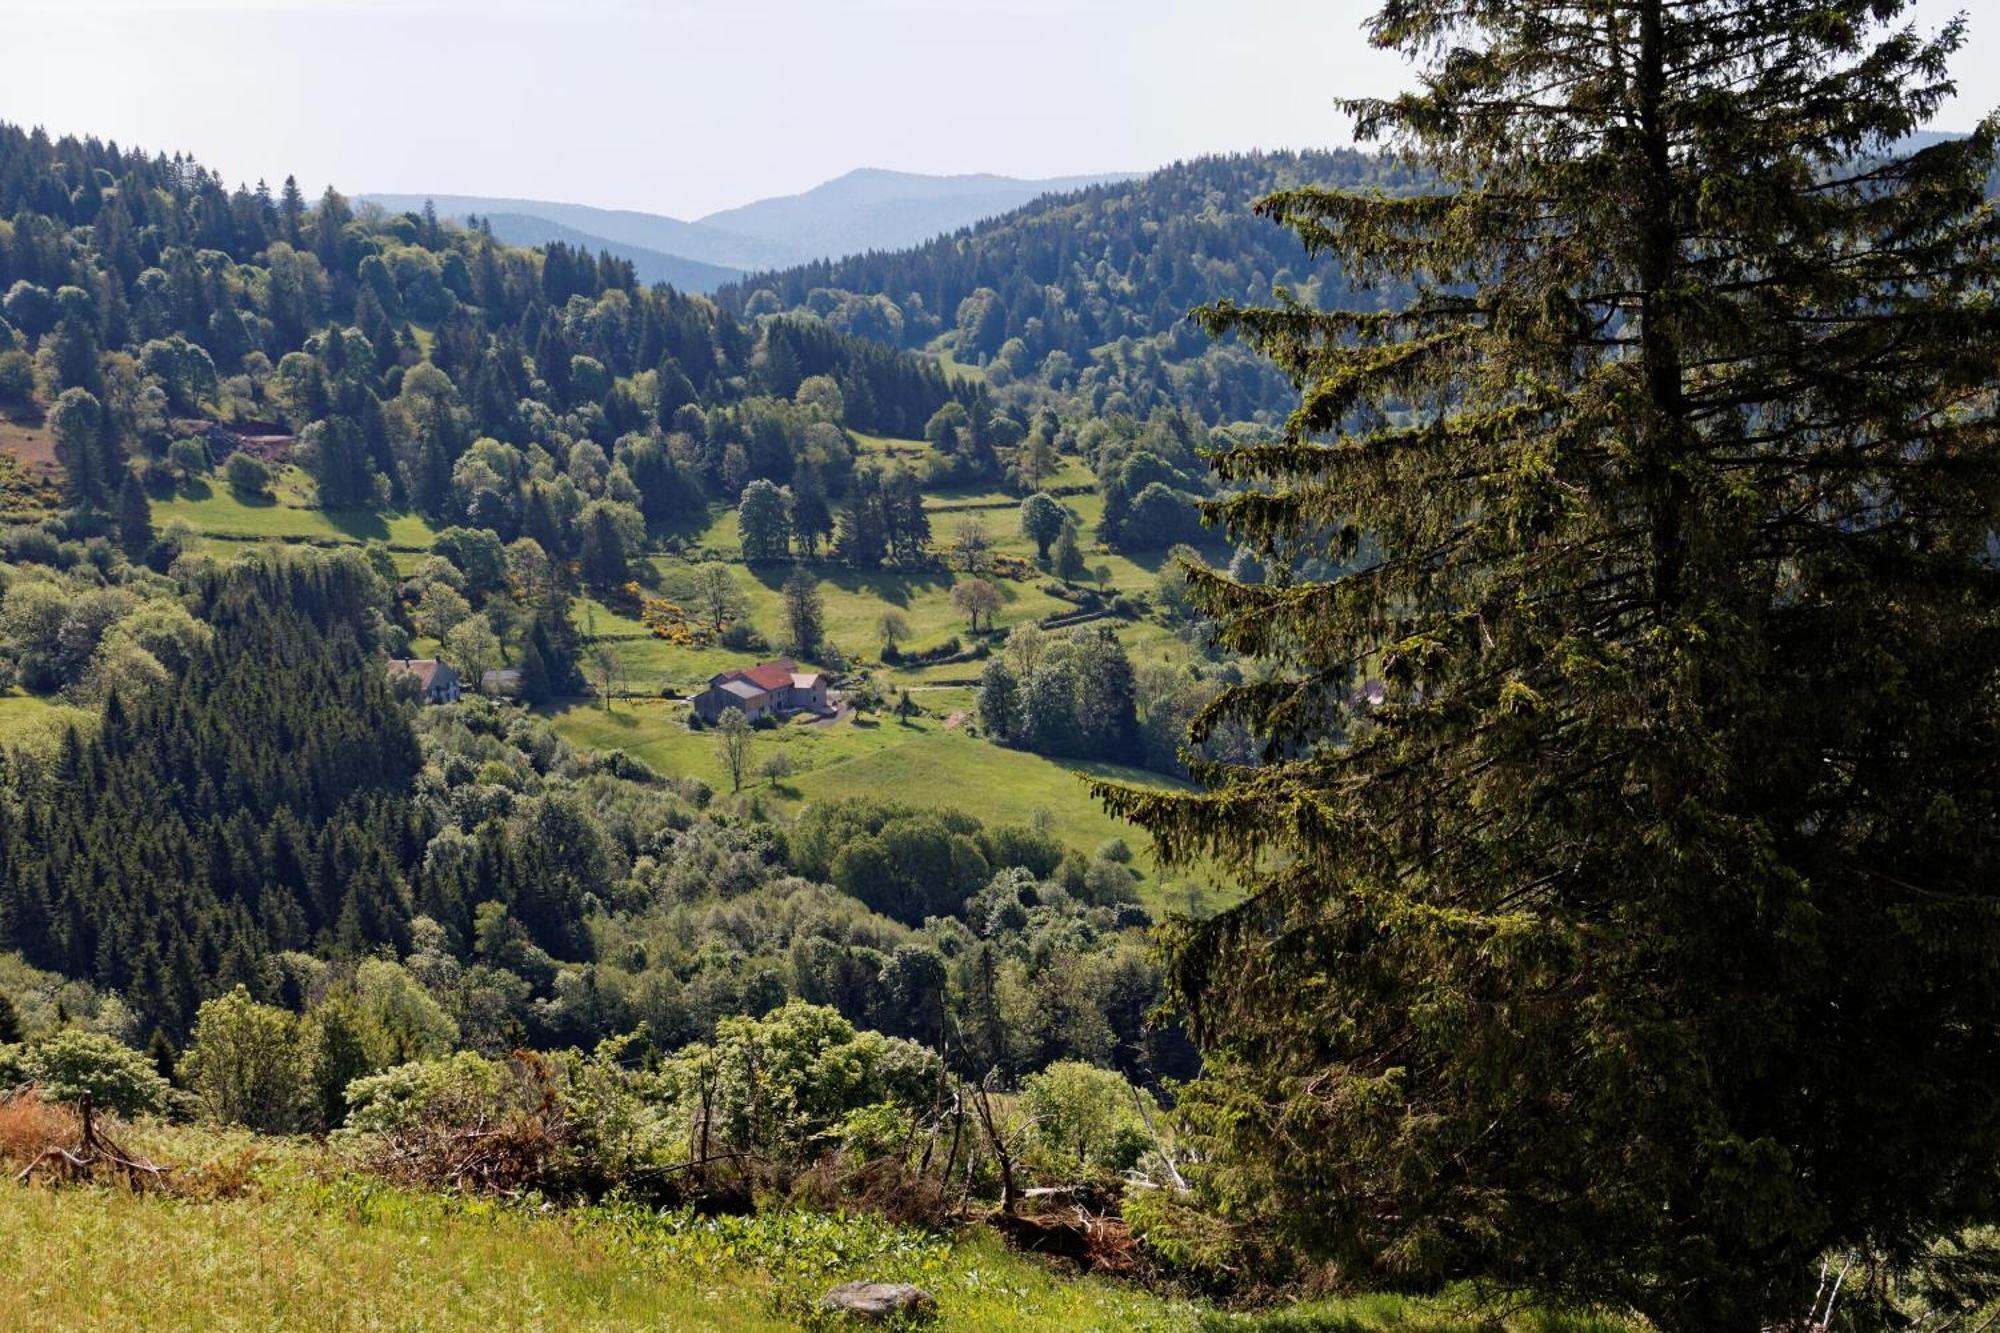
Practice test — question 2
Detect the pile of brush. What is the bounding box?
[361,1052,582,1198]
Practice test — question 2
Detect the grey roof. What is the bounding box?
[719,679,765,701]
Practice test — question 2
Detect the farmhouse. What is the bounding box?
[692,658,831,724]
[387,657,462,704]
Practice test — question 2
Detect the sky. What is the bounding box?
[4,0,1997,221]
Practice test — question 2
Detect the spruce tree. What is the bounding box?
[146,1027,177,1085]
[115,470,153,564]
[1051,519,1085,583]
[782,569,824,659]
[1099,3,2000,1327]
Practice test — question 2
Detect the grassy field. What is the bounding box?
[931,339,989,386]
[548,698,1223,911]
[0,689,95,753]
[590,550,1086,692]
[0,1130,1632,1332]
[153,475,440,551]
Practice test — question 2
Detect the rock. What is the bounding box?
[819,1280,938,1322]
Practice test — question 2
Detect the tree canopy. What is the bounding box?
[1100,3,2000,1327]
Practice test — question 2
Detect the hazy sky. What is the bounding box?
[6,0,1997,220]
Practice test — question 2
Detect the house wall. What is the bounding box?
[695,686,769,722]
[428,665,462,703]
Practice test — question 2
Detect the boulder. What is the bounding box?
[819,1280,937,1322]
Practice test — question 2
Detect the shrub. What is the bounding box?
[166,436,211,479]
[980,823,1064,879]
[905,636,963,665]
[346,1045,676,1201]
[179,986,310,1133]
[1018,1060,1158,1183]
[719,622,768,652]
[224,451,272,497]
[0,524,63,567]
[0,348,34,406]
[0,1091,77,1166]
[1081,856,1140,906]
[343,1050,511,1136]
[0,1030,171,1118]
[1096,837,1132,864]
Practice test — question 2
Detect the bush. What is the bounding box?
[905,637,963,665]
[0,1030,171,1118]
[719,622,768,652]
[1123,1185,1260,1286]
[166,436,211,479]
[0,348,33,406]
[981,823,1065,879]
[347,1045,677,1201]
[599,749,661,784]
[0,524,62,567]
[1081,856,1140,906]
[1096,837,1132,864]
[224,451,272,497]
[1018,1061,1159,1184]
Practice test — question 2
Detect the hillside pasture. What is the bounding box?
[0,689,95,753]
[153,477,440,551]
[548,697,1223,912]
[586,555,1079,692]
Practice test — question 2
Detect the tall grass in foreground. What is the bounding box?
[0,1130,1637,1331]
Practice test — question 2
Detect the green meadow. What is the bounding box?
[153,474,440,554]
[548,698,1225,913]
[0,689,95,752]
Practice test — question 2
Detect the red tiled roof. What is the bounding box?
[388,658,443,689]
[741,660,797,691]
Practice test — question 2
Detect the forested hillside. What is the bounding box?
[0,120,966,463]
[719,150,1428,423]
[0,119,1214,1113]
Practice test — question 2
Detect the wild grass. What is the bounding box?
[0,1129,1639,1332]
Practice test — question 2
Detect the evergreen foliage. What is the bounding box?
[721,152,1427,423]
[1099,3,2000,1327]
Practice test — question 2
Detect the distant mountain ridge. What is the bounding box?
[695,167,1140,262]
[360,193,793,281]
[471,212,744,293]
[361,167,1134,293]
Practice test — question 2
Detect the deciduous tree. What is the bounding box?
[950,578,1001,633]
[713,707,754,794]
[1019,492,1068,562]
